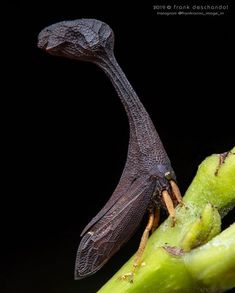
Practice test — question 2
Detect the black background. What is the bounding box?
[3,1,234,293]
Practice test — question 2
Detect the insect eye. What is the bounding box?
[164,171,172,180]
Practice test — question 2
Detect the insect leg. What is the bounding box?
[121,210,155,282]
[132,210,154,272]
[162,190,176,226]
[170,180,183,203]
[151,207,160,233]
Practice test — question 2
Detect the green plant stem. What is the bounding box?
[184,223,235,293]
[98,147,235,293]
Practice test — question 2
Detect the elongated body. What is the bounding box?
[38,19,181,280]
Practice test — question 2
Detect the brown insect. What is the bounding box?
[38,18,182,281]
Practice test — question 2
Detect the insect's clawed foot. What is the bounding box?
[119,271,135,283]
[171,215,176,227]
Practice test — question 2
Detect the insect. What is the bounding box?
[38,19,182,281]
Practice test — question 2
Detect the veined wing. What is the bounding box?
[80,130,149,237]
[75,176,155,279]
